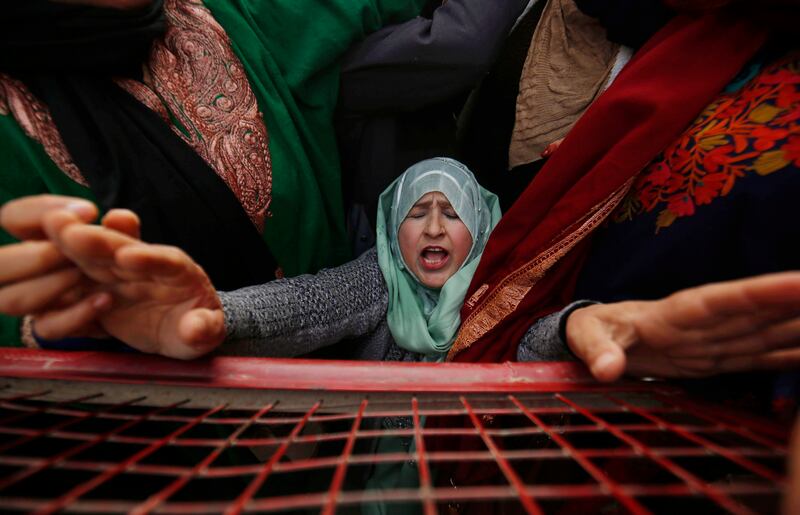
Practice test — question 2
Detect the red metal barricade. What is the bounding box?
[0,348,790,514]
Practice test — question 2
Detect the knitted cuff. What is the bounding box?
[557,300,601,347]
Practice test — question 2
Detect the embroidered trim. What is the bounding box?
[117,75,171,123]
[465,284,489,309]
[447,178,634,361]
[131,0,273,231]
[0,0,272,231]
[0,74,88,186]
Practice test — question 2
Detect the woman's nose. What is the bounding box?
[424,214,445,236]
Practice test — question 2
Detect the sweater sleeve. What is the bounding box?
[216,248,388,357]
[338,0,531,114]
[516,300,598,362]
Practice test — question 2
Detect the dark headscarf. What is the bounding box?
[0,0,165,74]
[0,1,278,291]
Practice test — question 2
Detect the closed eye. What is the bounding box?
[406,210,427,219]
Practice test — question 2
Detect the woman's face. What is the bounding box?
[398,191,473,289]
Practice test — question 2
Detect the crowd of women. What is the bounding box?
[0,0,799,509]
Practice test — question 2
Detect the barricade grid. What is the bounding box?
[0,349,789,514]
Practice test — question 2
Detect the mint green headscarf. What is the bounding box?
[376,158,502,358]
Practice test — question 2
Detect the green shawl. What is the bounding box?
[0,0,426,346]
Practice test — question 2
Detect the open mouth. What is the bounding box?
[419,246,450,271]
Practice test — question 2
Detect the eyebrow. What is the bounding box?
[410,198,454,210]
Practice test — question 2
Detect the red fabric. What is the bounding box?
[452,12,768,363]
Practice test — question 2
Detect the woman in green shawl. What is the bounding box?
[0,158,502,360]
[0,0,428,347]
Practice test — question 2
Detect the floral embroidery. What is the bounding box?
[125,0,273,231]
[0,0,272,232]
[614,53,800,230]
[0,74,87,186]
[116,75,171,123]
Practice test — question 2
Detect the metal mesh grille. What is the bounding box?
[0,349,788,514]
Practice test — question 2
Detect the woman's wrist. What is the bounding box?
[558,300,601,345]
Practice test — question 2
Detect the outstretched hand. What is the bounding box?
[565,273,800,382]
[0,196,140,339]
[0,195,225,359]
[42,208,225,359]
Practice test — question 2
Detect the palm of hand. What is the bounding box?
[97,274,222,358]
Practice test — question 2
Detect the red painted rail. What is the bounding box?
[0,348,790,514]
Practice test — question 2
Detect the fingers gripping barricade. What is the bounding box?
[0,349,790,514]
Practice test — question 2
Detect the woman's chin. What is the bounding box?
[415,270,451,290]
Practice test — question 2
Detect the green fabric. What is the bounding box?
[0,115,98,347]
[203,0,428,277]
[376,158,502,357]
[0,0,425,346]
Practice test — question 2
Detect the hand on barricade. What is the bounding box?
[565,273,800,381]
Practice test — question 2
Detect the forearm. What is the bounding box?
[339,0,531,114]
[217,248,388,357]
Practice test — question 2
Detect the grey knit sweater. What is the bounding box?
[217,248,578,362]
